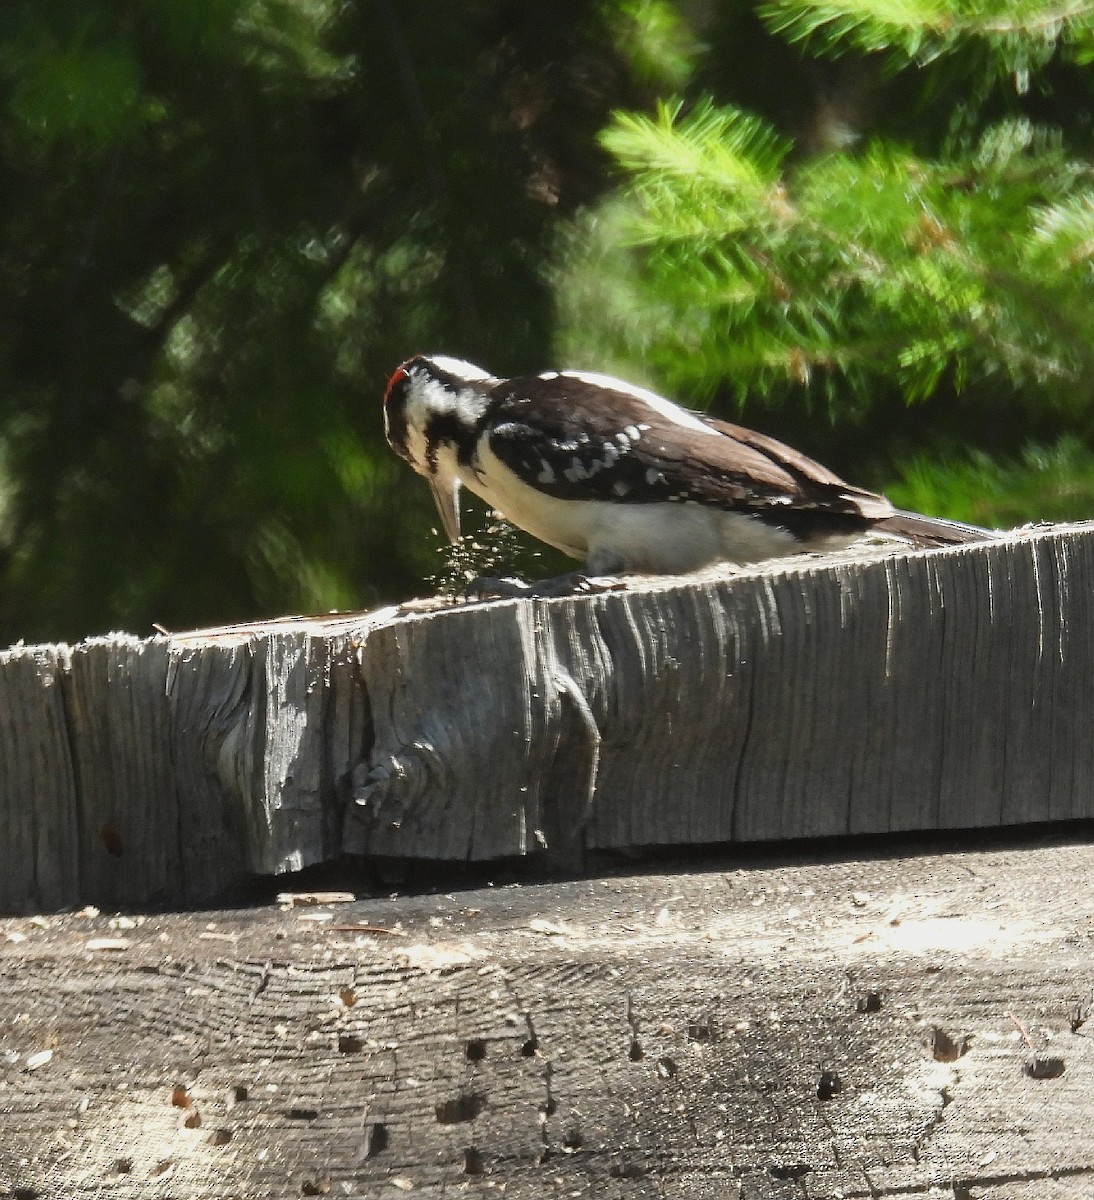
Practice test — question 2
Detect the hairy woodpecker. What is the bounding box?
[383,354,990,577]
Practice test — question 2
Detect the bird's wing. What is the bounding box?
[703,416,894,519]
[481,373,892,520]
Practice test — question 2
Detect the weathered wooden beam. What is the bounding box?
[1,839,1092,1197]
[353,522,1094,857]
[1,523,1092,912]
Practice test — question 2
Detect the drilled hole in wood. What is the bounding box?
[100,824,124,857]
[770,1163,811,1181]
[231,1084,248,1104]
[610,1157,646,1179]
[465,1037,487,1062]
[1025,1055,1066,1079]
[338,1034,363,1054]
[300,1179,331,1196]
[686,1020,715,1043]
[1070,991,1093,1032]
[365,1122,388,1158]
[520,1035,539,1057]
[287,1107,319,1121]
[463,1147,485,1175]
[929,1027,970,1062]
[540,1096,557,1117]
[562,1127,583,1151]
[435,1093,485,1125]
[628,1038,644,1061]
[856,991,883,1014]
[817,1070,843,1101]
[656,1056,677,1079]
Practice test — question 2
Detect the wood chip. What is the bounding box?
[327,924,407,936]
[86,938,128,952]
[277,891,356,907]
[528,918,573,937]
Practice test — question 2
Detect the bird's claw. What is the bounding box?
[462,575,535,601]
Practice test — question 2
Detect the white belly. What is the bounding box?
[459,444,804,574]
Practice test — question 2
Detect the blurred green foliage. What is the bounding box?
[557,0,1094,522]
[0,0,640,640]
[0,0,1092,644]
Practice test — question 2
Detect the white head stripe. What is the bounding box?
[425,355,496,384]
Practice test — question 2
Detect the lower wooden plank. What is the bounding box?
[1,836,1092,1198]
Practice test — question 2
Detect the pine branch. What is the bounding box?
[760,0,1094,74]
[1031,190,1094,265]
[560,103,1094,408]
[601,99,790,199]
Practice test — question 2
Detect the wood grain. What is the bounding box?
[2,525,1094,911]
[354,524,1094,857]
[1,837,1091,1197]
[0,643,77,911]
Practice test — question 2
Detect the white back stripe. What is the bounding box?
[555,371,717,437]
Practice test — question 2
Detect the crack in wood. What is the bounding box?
[249,959,272,1002]
[552,667,601,832]
[848,1163,1094,1198]
[728,620,756,842]
[910,1079,955,1165]
[54,647,84,905]
[624,991,644,1061]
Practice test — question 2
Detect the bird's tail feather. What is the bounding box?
[872,509,996,548]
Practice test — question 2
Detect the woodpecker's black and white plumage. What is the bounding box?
[383,354,990,577]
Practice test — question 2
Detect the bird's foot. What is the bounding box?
[463,572,625,601]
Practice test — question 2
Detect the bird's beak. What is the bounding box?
[428,475,462,543]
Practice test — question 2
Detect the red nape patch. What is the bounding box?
[383,365,409,404]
